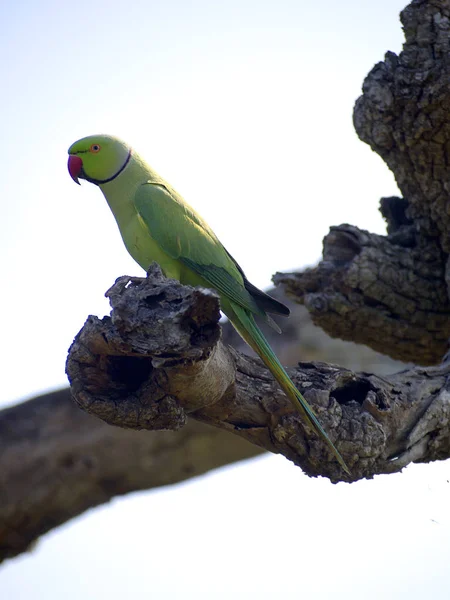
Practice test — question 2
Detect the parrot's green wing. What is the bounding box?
[134,183,275,320]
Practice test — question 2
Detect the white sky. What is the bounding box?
[2,1,450,598]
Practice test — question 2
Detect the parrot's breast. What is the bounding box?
[121,213,177,274]
[101,179,181,280]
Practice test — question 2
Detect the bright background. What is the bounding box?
[2,1,450,598]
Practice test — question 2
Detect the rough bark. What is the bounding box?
[353,0,450,251]
[64,267,450,483]
[274,209,450,365]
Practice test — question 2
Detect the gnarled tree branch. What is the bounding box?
[0,274,404,564]
[65,266,450,485]
[274,211,450,365]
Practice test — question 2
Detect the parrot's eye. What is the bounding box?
[90,144,101,153]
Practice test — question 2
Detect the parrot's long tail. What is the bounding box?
[229,304,350,474]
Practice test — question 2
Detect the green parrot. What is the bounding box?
[68,134,349,473]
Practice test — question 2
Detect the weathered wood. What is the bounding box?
[354,0,450,252]
[274,218,450,365]
[65,267,450,486]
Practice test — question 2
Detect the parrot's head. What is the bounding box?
[68,134,131,186]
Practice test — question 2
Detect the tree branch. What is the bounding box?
[64,266,450,486]
[0,388,261,563]
[0,270,404,564]
[274,215,450,365]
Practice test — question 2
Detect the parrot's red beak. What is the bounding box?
[68,154,83,185]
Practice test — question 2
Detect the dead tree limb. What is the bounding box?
[0,272,404,564]
[65,267,450,485]
[0,387,261,563]
[274,214,450,365]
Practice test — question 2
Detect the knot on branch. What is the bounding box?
[353,1,450,249]
[66,264,233,430]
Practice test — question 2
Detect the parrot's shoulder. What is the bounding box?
[135,181,217,236]
[136,180,190,208]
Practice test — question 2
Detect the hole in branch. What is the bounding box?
[107,356,152,392]
[143,293,165,309]
[331,378,372,405]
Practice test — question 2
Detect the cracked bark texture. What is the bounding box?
[354,0,450,251]
[64,268,450,484]
[3,0,450,565]
[274,212,450,365]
